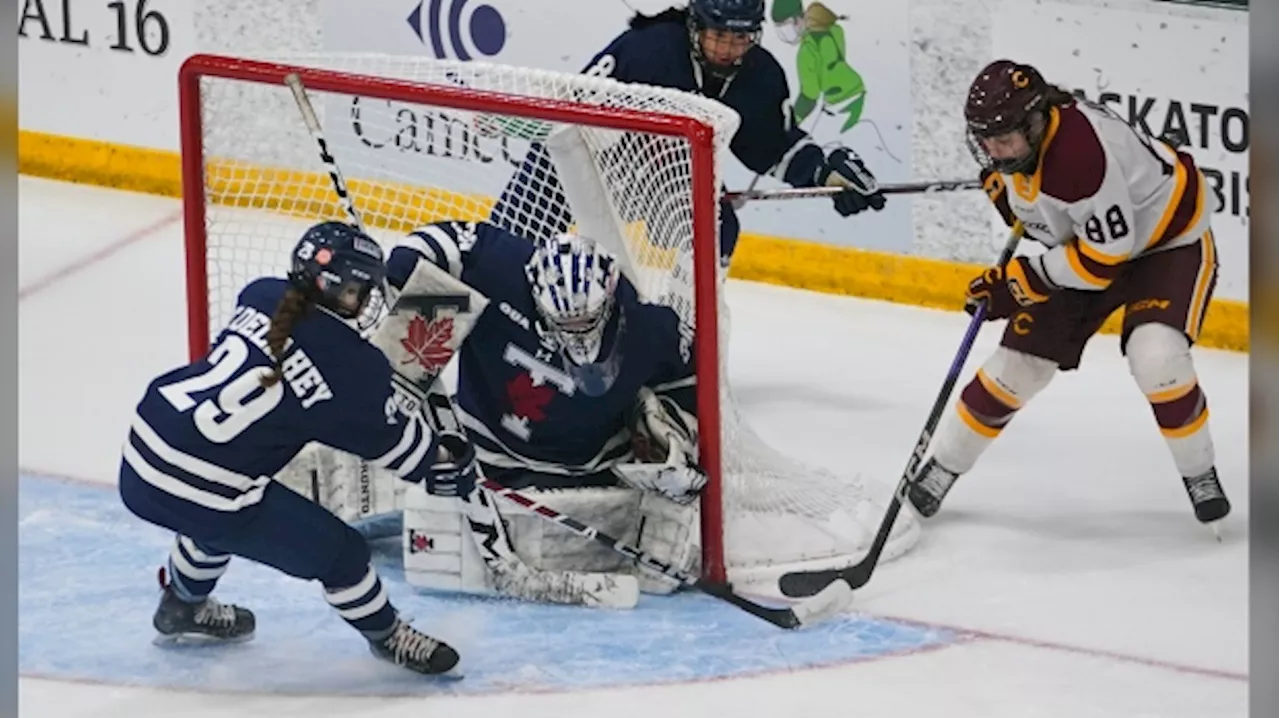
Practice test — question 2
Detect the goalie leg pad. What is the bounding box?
[274,444,405,525]
[505,486,642,573]
[631,492,701,595]
[401,482,496,596]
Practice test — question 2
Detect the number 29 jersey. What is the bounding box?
[124,277,435,512]
[1000,99,1212,294]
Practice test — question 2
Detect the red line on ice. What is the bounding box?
[19,209,183,300]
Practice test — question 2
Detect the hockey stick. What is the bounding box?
[778,221,1025,598]
[285,72,639,609]
[480,477,854,629]
[284,74,366,231]
[724,178,981,204]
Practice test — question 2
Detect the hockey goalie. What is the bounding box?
[277,216,707,609]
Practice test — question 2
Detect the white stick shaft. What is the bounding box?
[284,73,365,232]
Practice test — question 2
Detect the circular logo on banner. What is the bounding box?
[407,0,507,61]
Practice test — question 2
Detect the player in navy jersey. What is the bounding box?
[117,221,467,676]
[493,0,886,265]
[384,219,704,500]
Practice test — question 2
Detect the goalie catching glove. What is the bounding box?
[615,387,707,504]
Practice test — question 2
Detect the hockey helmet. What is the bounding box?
[687,0,765,80]
[288,221,387,329]
[525,233,625,397]
[964,59,1050,175]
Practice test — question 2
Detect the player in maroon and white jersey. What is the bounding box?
[907,59,1229,528]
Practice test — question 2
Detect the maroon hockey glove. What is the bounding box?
[965,256,1052,320]
[981,168,1017,228]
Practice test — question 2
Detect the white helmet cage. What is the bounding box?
[526,233,622,370]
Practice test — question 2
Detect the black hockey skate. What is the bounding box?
[1182,467,1230,524]
[368,619,460,675]
[152,567,256,644]
[907,457,961,519]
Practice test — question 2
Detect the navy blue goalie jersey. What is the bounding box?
[385,221,696,476]
[124,278,436,512]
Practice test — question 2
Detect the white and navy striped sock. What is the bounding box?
[167,535,231,602]
[324,564,396,637]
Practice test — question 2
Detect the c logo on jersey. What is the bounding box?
[406,0,506,61]
[1012,312,1034,335]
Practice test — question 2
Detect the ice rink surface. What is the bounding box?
[18,177,1248,716]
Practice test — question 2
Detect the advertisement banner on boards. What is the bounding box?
[18,0,193,150]
[994,0,1249,301]
[321,0,916,254]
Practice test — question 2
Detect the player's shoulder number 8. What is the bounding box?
[585,54,616,78]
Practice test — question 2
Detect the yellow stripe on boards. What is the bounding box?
[18,129,1249,353]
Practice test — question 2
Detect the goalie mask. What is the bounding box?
[526,233,625,397]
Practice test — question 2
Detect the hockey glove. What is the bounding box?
[423,431,479,498]
[965,256,1053,320]
[981,167,1018,228]
[818,148,886,217]
[616,388,707,505]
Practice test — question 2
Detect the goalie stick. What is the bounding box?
[778,221,1025,598]
[284,71,854,629]
[724,178,982,204]
[408,373,850,628]
[480,476,853,629]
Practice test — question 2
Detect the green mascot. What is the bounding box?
[770,0,866,133]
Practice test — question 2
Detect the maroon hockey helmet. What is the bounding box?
[965,59,1050,174]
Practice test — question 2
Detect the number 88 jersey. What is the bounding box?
[1001,99,1211,294]
[125,277,435,513]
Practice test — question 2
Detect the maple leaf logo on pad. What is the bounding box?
[401,314,455,374]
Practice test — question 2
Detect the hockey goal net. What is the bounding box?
[180,53,918,593]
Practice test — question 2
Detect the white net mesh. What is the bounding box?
[190,53,918,594]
